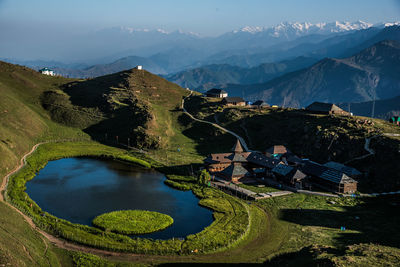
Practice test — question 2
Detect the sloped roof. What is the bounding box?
[39,67,53,72]
[286,154,303,164]
[291,169,307,180]
[220,163,250,178]
[301,161,357,184]
[246,152,280,169]
[266,145,289,155]
[252,100,269,106]
[232,139,244,153]
[204,153,232,164]
[306,102,345,113]
[223,97,245,103]
[206,88,227,94]
[323,162,362,177]
[227,153,247,162]
[272,164,294,176]
[320,168,357,184]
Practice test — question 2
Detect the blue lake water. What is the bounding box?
[26,157,213,239]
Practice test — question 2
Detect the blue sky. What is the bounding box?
[1,0,399,35]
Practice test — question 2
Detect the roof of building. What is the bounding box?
[223,97,245,103]
[301,161,357,184]
[320,168,357,184]
[266,145,289,155]
[232,139,244,153]
[220,163,250,178]
[246,152,281,169]
[39,67,53,72]
[306,102,346,113]
[204,153,233,164]
[227,153,248,162]
[272,164,294,176]
[206,88,227,94]
[252,100,269,106]
[286,154,303,164]
[323,162,362,177]
[290,169,308,181]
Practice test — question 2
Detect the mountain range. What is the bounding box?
[165,56,319,91]
[3,21,398,76]
[219,39,400,108]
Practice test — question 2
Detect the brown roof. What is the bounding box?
[266,145,289,155]
[306,102,346,113]
[222,97,245,103]
[232,139,244,152]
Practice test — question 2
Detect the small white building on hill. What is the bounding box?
[39,68,55,76]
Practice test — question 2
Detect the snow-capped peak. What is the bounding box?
[233,21,375,37]
[383,21,400,27]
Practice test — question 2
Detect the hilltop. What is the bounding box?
[0,61,87,180]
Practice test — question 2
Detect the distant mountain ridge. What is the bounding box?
[220,40,400,108]
[165,56,319,91]
[2,20,398,74]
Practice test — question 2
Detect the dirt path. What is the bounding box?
[345,136,376,164]
[0,140,274,264]
[0,142,43,202]
[182,92,251,152]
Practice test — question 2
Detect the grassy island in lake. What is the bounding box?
[92,210,174,235]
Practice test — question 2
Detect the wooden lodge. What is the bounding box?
[301,161,358,194]
[204,140,359,194]
[306,102,351,116]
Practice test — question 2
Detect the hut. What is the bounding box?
[205,88,228,98]
[306,102,350,116]
[222,97,246,106]
[251,100,270,108]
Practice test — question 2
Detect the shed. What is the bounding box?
[252,100,270,108]
[306,102,350,115]
[222,97,246,106]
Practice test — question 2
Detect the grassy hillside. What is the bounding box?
[185,95,400,193]
[1,61,400,266]
[0,61,89,183]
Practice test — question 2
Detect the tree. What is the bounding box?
[198,169,211,185]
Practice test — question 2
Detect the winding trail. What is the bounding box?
[182,92,251,152]
[0,139,264,263]
[345,136,377,164]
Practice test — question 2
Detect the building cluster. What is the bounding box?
[205,88,268,108]
[204,140,360,194]
[204,88,351,115]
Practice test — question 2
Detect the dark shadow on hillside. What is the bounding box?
[177,113,236,157]
[157,246,336,266]
[279,195,400,249]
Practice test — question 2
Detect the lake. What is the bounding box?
[26,157,213,239]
